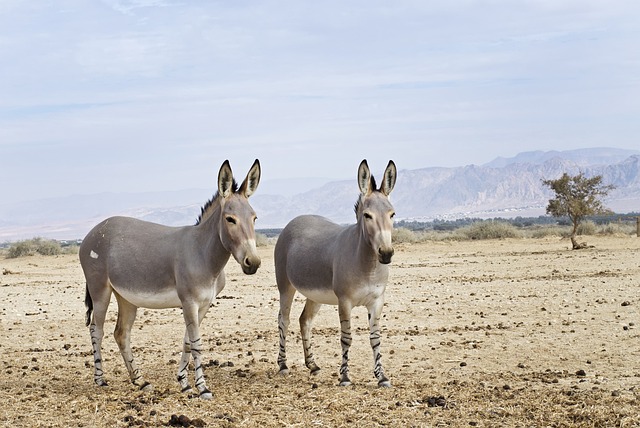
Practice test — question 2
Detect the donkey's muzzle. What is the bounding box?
[242,256,261,275]
[378,247,394,265]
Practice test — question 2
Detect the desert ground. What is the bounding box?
[1,235,639,427]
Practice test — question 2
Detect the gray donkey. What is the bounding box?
[79,159,261,399]
[275,159,397,387]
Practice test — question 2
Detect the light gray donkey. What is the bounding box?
[275,159,397,387]
[79,159,261,399]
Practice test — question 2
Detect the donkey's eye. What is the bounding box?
[364,213,373,220]
[226,216,237,224]
[390,212,396,219]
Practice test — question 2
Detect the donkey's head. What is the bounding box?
[355,159,397,264]
[216,159,262,274]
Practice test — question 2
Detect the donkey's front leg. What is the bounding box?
[176,330,192,393]
[183,304,212,399]
[338,301,353,386]
[368,297,391,387]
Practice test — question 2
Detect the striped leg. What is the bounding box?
[368,297,391,387]
[89,322,107,386]
[114,295,151,391]
[338,301,353,386]
[300,299,322,374]
[277,283,296,374]
[177,330,192,393]
[88,287,111,387]
[183,303,212,399]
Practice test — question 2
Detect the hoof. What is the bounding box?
[278,364,290,375]
[378,379,392,388]
[95,379,108,387]
[139,381,153,392]
[181,385,193,393]
[199,389,213,400]
[339,377,352,387]
[310,367,321,376]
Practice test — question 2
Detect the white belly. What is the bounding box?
[297,287,339,305]
[113,286,183,309]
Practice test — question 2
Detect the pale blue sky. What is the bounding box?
[1,0,639,204]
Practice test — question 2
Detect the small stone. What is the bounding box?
[576,369,587,377]
[460,362,467,367]
[621,301,631,307]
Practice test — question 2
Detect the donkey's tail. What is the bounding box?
[85,284,93,327]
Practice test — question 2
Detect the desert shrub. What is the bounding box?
[255,232,270,247]
[455,221,521,240]
[7,238,61,258]
[393,227,418,243]
[522,225,570,239]
[597,223,635,236]
[577,220,597,236]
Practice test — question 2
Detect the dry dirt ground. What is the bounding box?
[1,236,639,427]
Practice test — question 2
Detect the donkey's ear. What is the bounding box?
[239,159,261,197]
[218,160,234,198]
[380,160,397,196]
[357,159,373,195]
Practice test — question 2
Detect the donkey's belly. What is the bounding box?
[112,284,182,309]
[297,286,339,306]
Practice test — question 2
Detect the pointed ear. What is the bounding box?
[357,159,372,195]
[380,160,397,196]
[218,160,234,198]
[239,159,261,197]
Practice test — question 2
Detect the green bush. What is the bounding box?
[7,238,62,258]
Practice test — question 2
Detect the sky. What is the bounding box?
[1,0,639,205]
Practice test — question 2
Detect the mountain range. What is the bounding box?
[1,148,638,242]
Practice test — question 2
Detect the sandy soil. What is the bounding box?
[1,235,639,427]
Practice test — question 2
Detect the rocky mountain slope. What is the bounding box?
[1,148,638,241]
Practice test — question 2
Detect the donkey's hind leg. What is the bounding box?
[113,294,152,391]
[277,280,296,375]
[300,299,322,375]
[87,283,111,387]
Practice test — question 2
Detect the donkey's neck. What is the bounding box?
[349,221,379,271]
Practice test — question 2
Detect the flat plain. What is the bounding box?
[1,235,639,427]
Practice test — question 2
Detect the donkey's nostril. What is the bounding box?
[244,257,251,267]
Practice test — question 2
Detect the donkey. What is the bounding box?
[79,159,261,399]
[275,159,397,387]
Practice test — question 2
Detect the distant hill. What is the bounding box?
[484,147,640,168]
[1,148,639,241]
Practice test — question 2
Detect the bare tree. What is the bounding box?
[542,172,615,249]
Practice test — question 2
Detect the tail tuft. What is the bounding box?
[85,284,93,327]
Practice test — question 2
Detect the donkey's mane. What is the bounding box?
[353,175,378,215]
[196,179,239,225]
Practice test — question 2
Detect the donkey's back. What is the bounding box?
[79,216,187,301]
